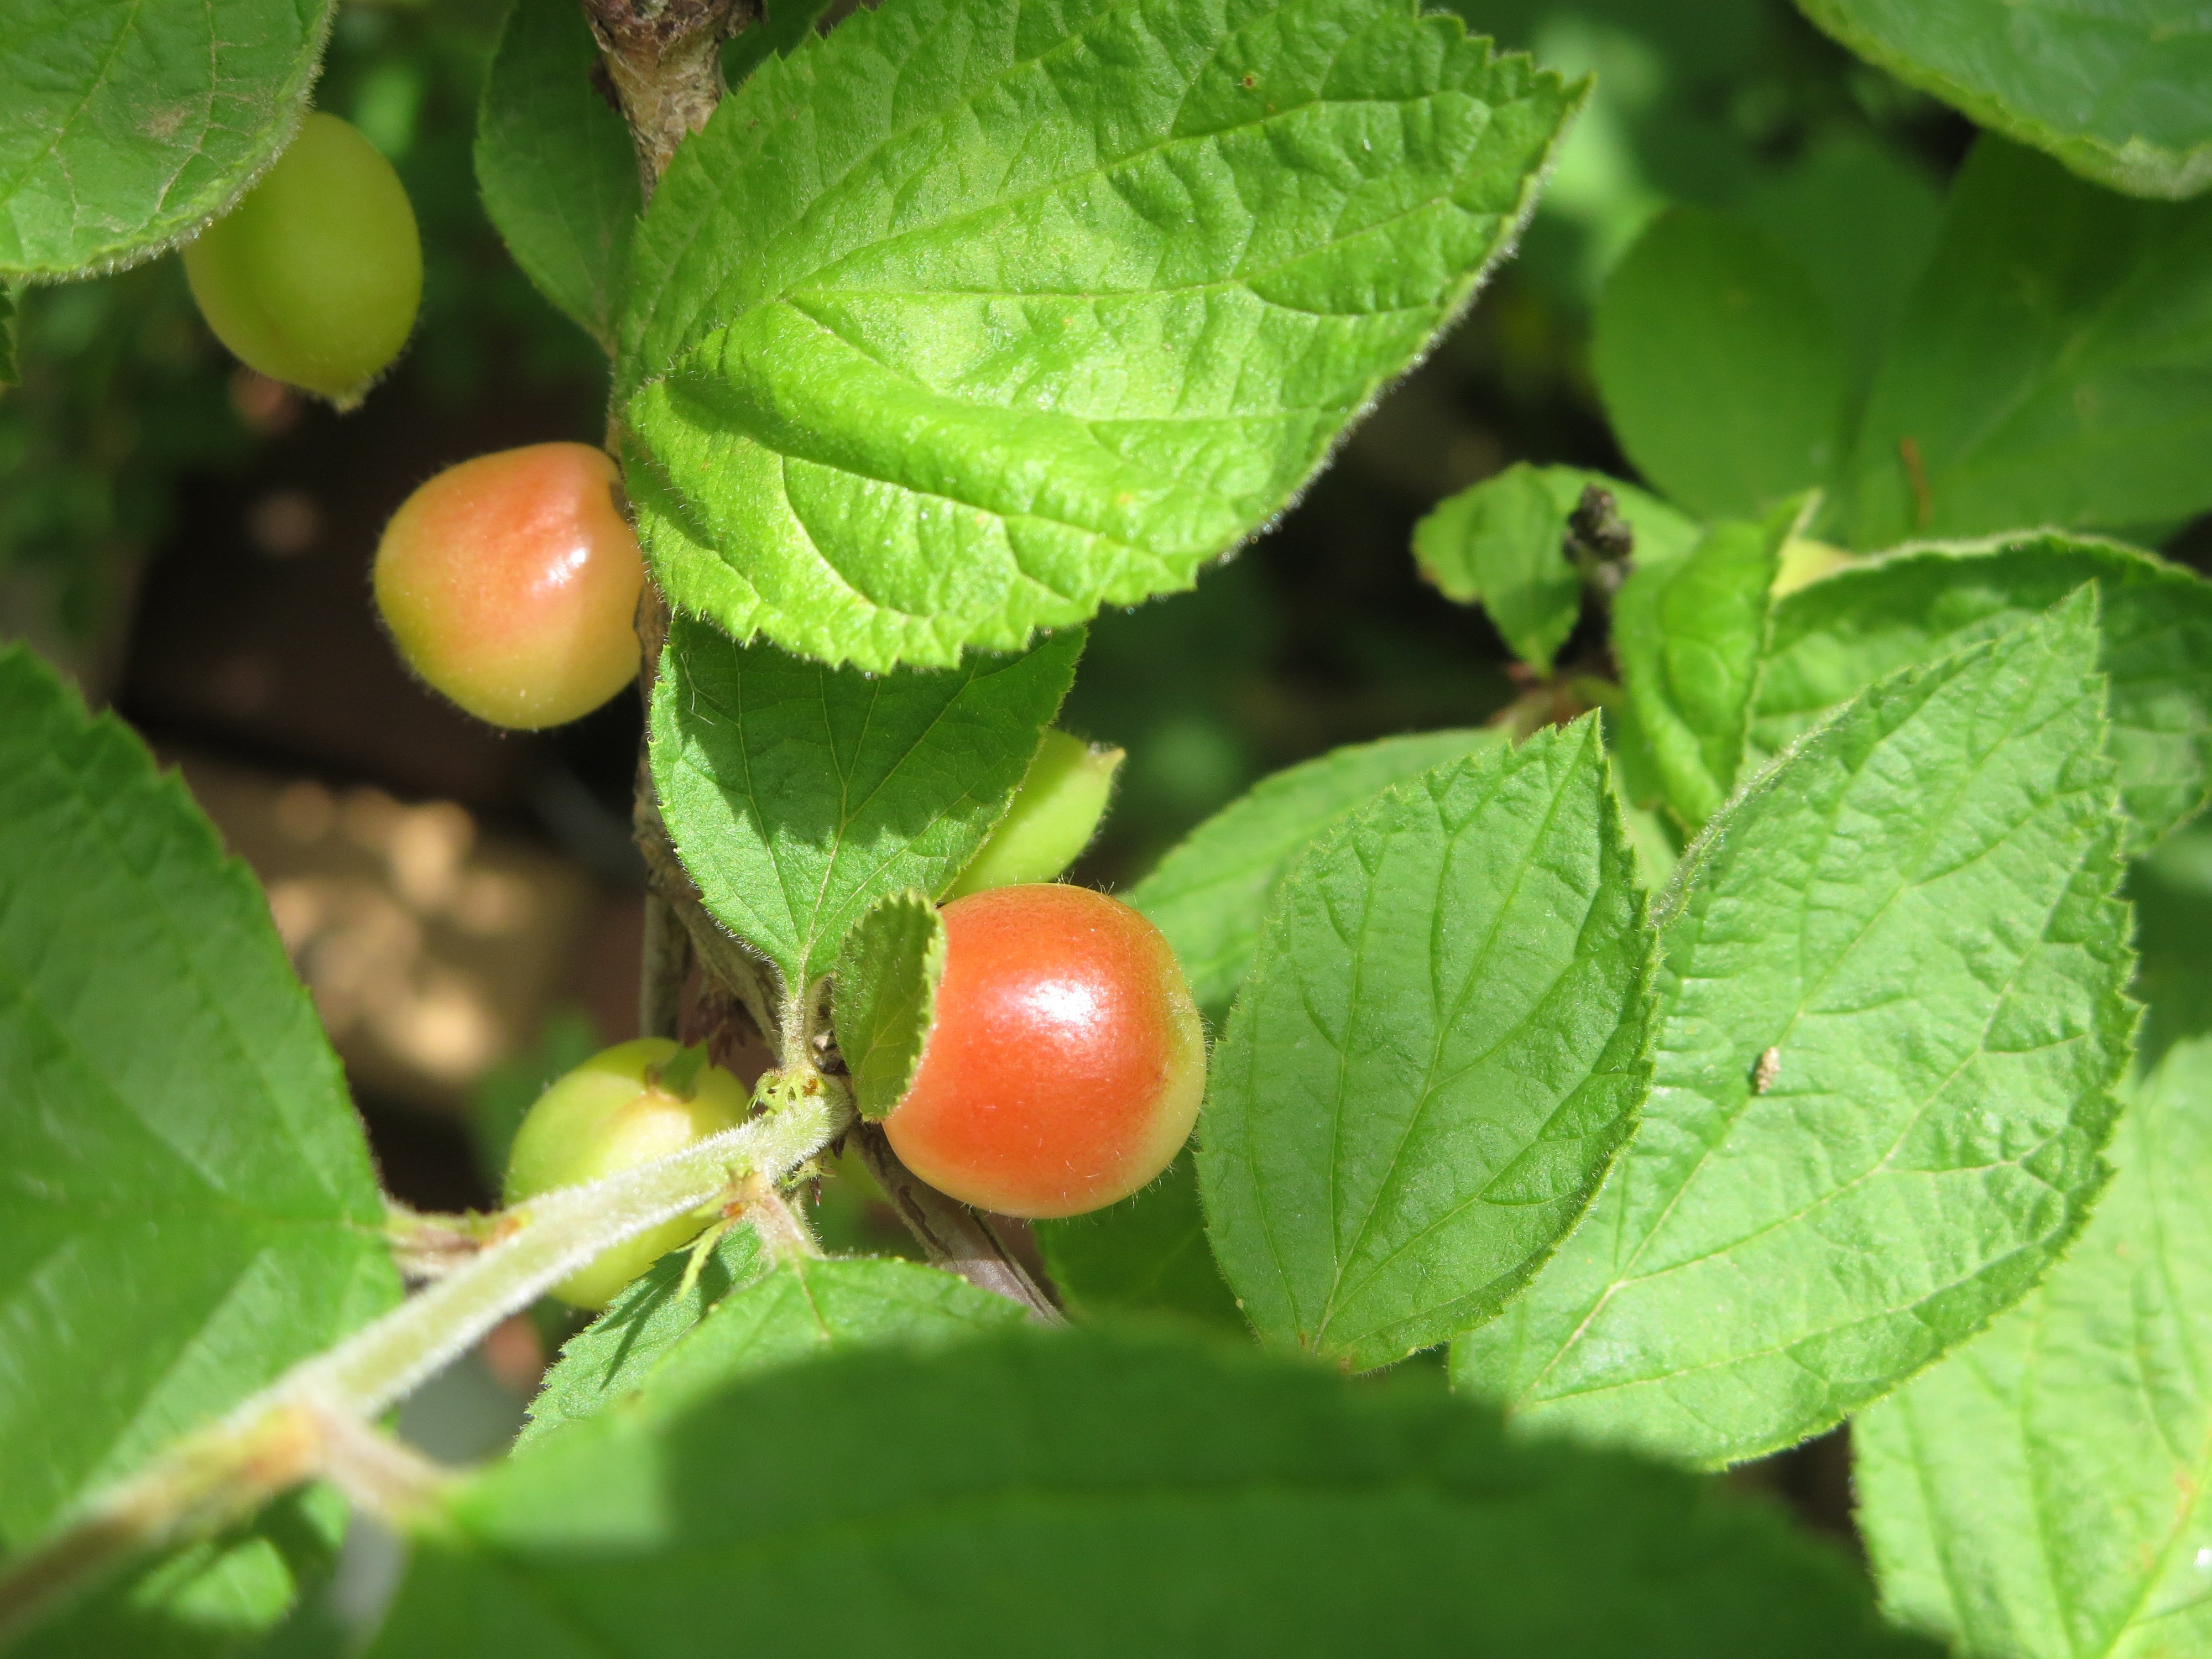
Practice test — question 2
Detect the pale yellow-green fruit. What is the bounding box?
[502,1039,748,1310]
[182,113,422,406]
[947,730,1124,898]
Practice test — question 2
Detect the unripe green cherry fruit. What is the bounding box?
[503,1039,748,1310]
[881,884,1204,1219]
[182,113,421,407]
[374,442,646,729]
[947,731,1123,898]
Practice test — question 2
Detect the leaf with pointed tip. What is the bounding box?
[0,0,333,278]
[476,0,641,352]
[1853,1035,2212,1659]
[833,890,946,1119]
[649,620,1079,995]
[367,1328,1936,1659]
[1128,728,1504,1021]
[1613,503,1793,830]
[0,649,398,1596]
[1453,593,2132,1468]
[1749,533,2212,851]
[1797,0,2212,201]
[1201,719,1655,1371]
[616,0,1584,669]
[1411,465,1695,674]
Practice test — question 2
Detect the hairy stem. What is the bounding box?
[0,1088,849,1645]
[583,0,755,200]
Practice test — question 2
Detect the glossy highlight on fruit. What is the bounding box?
[374,443,646,728]
[503,1039,748,1310]
[182,113,422,406]
[882,884,1205,1219]
[947,730,1124,898]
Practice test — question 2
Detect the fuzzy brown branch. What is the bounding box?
[582,0,757,198]
[852,1124,1065,1324]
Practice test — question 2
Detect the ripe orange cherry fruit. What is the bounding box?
[373,442,645,729]
[881,884,1205,1219]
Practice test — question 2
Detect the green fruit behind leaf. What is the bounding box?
[503,1039,748,1310]
[947,730,1122,898]
[182,113,421,406]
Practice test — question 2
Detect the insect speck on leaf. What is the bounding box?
[1752,1047,1781,1094]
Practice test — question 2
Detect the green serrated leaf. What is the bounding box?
[1750,533,2212,851]
[367,1328,1937,1658]
[0,650,399,1555]
[1613,502,1794,830]
[1836,138,2212,550]
[722,0,835,90]
[0,0,333,279]
[1798,0,2212,202]
[832,890,946,1119]
[649,620,1080,995]
[1854,1034,2212,1659]
[615,0,1584,669]
[1201,719,1655,1371]
[1454,592,2133,1467]
[476,0,641,352]
[518,1224,769,1449]
[1032,1153,1244,1333]
[1128,728,1504,1021]
[1594,207,1850,521]
[1411,465,1695,674]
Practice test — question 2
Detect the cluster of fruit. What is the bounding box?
[181,114,1208,1307]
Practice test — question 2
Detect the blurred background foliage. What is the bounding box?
[0,0,1998,1222]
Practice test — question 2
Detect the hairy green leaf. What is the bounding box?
[832,890,946,1119]
[0,0,332,278]
[1751,534,2212,851]
[1854,1034,2212,1659]
[1128,728,1502,1020]
[1594,207,1849,520]
[476,0,641,352]
[1202,719,1654,1370]
[1454,593,2133,1466]
[518,1225,768,1449]
[1032,1153,1244,1332]
[1836,139,2212,550]
[368,1329,1937,1658]
[1412,465,1695,674]
[617,0,1584,669]
[649,620,1079,994]
[0,650,398,1555]
[1798,0,2212,201]
[1613,503,1793,830]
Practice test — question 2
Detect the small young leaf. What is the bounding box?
[0,0,332,278]
[1798,0,2212,201]
[832,890,947,1119]
[1032,1153,1244,1332]
[649,620,1079,994]
[1594,207,1850,521]
[1613,502,1794,830]
[1751,534,2212,851]
[0,650,399,1556]
[1412,465,1696,674]
[1454,593,2132,1467]
[1836,139,2212,550]
[1128,728,1503,1020]
[1854,1035,2212,1659]
[616,0,1584,669]
[722,0,835,91]
[368,1329,1937,1658]
[476,0,642,352]
[518,1224,768,1448]
[1201,719,1655,1370]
